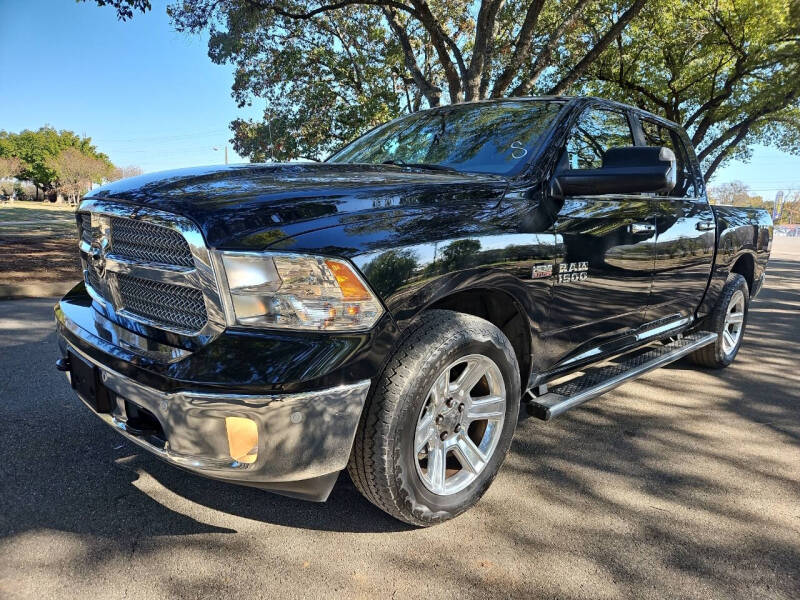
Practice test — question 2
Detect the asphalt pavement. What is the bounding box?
[1,238,798,600]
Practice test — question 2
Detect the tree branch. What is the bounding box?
[243,0,465,102]
[408,0,464,102]
[463,0,505,101]
[547,0,647,95]
[596,70,670,111]
[698,84,800,167]
[383,7,442,105]
[490,0,546,98]
[703,126,750,182]
[511,0,588,96]
[247,0,416,20]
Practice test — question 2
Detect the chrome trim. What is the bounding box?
[58,300,190,363]
[535,332,717,420]
[77,198,226,339]
[559,346,602,368]
[629,222,656,234]
[559,316,693,368]
[63,339,371,482]
[104,257,195,285]
[634,316,691,342]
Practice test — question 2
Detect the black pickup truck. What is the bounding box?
[55,97,772,526]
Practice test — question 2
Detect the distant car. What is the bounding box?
[56,97,772,526]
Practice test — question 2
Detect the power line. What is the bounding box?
[94,129,230,143]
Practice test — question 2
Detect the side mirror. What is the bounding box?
[553,146,676,197]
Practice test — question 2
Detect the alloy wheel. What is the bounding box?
[722,289,746,355]
[414,354,506,496]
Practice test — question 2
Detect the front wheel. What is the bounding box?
[348,310,520,526]
[690,273,749,368]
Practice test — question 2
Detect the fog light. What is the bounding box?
[225,417,258,464]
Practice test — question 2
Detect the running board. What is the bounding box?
[526,332,717,421]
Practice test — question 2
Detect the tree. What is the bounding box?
[707,180,764,207]
[164,0,648,160]
[46,147,114,204]
[775,191,799,224]
[589,0,800,181]
[86,0,800,176]
[0,127,112,198]
[0,156,22,179]
[361,249,419,296]
[110,165,144,180]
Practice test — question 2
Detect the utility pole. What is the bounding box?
[213,145,229,165]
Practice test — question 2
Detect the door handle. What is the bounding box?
[696,221,716,231]
[629,222,655,234]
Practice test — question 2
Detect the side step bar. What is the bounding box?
[526,332,718,421]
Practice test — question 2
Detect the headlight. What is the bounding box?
[218,252,384,331]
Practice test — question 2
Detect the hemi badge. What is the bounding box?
[531,264,553,279]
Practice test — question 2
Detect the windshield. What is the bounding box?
[328,100,563,176]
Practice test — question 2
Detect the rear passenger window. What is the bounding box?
[640,119,696,198]
[566,109,634,170]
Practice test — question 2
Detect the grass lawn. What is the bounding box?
[0,201,82,285]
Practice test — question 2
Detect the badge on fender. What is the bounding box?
[531,263,553,279]
[557,261,589,283]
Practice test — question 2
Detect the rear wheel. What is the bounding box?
[690,273,749,368]
[348,310,520,526]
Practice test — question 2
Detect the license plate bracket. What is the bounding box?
[69,352,112,413]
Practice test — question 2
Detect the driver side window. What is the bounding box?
[566,108,634,170]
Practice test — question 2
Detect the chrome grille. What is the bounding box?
[79,213,92,243]
[77,202,223,340]
[110,217,194,267]
[116,274,208,333]
[87,262,102,292]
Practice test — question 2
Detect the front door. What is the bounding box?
[545,106,656,365]
[636,118,715,323]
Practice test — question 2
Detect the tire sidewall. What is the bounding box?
[711,275,749,366]
[390,333,520,522]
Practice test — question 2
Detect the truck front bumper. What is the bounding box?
[58,340,369,501]
[54,282,377,502]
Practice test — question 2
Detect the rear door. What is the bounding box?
[635,117,715,323]
[546,106,656,363]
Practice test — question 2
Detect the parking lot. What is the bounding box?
[1,238,798,600]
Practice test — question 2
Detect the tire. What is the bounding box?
[348,309,521,527]
[690,273,749,368]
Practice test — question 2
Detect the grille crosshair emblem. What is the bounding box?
[89,233,110,279]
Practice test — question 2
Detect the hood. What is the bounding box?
[86,163,509,251]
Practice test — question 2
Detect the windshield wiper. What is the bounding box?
[381,159,458,172]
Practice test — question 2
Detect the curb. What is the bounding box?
[0,281,76,300]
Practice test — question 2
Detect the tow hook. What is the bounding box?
[55,357,71,372]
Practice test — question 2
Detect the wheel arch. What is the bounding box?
[730,251,755,296]
[425,287,532,389]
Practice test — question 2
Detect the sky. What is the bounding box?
[0,0,260,172]
[1,0,799,200]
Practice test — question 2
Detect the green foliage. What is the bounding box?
[167,0,647,161]
[361,249,419,297]
[0,127,112,192]
[85,0,800,177]
[172,2,407,161]
[589,0,800,180]
[77,0,151,21]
